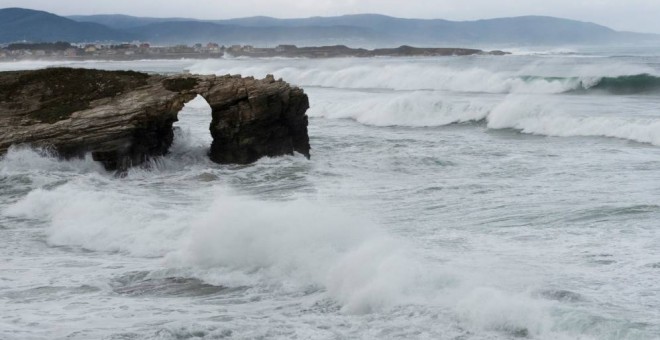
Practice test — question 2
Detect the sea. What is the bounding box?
[1,46,660,339]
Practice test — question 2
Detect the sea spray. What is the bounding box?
[307,90,492,127]
[2,54,660,340]
[187,58,659,94]
[189,61,581,94]
[486,95,660,145]
[5,178,440,313]
[307,88,660,146]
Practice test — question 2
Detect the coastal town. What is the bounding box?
[0,41,507,60]
[0,42,227,60]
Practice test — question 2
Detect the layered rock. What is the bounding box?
[0,68,310,170]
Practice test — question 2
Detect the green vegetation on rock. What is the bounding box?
[0,68,149,123]
[162,77,199,92]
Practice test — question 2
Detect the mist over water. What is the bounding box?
[2,48,660,339]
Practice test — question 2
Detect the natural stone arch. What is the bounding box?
[164,73,311,165]
[0,68,310,170]
[170,94,213,151]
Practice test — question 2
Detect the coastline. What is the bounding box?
[0,44,509,62]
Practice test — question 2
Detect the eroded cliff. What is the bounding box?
[0,68,310,170]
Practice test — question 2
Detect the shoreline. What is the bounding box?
[0,45,509,62]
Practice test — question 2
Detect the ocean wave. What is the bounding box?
[4,181,438,313]
[308,90,660,146]
[0,145,106,176]
[189,61,578,94]
[514,74,660,95]
[485,96,660,145]
[567,74,660,94]
[3,178,613,338]
[0,127,640,339]
[188,58,658,95]
[4,179,583,339]
[308,90,492,127]
[507,48,581,56]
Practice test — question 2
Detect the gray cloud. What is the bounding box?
[1,0,659,33]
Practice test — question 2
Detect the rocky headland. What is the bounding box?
[230,45,509,58]
[1,43,509,61]
[0,68,310,170]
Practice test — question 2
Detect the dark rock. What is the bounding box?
[111,271,226,297]
[0,68,310,170]
[538,289,584,302]
[206,75,310,164]
[162,77,199,92]
[227,44,510,58]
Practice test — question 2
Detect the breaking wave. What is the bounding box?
[517,74,660,95]
[3,175,438,314]
[0,148,630,339]
[485,96,660,145]
[308,90,660,146]
[188,59,659,95]
[307,90,492,127]
[567,74,660,94]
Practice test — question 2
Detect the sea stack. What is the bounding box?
[0,68,310,170]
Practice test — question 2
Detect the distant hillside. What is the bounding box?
[2,8,658,46]
[67,14,192,29]
[214,14,626,45]
[71,13,660,46]
[0,8,132,43]
[124,21,376,45]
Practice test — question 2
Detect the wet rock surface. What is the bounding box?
[0,68,310,170]
[111,271,227,297]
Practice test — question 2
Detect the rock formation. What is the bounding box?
[0,68,310,170]
[227,45,509,58]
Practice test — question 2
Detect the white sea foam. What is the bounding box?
[5,174,570,333]
[0,146,105,175]
[506,47,582,56]
[486,96,660,146]
[4,178,439,313]
[2,56,658,339]
[0,60,79,72]
[307,90,492,127]
[187,58,657,95]
[307,88,660,147]
[456,287,555,337]
[4,182,192,257]
[169,193,441,313]
[190,61,577,94]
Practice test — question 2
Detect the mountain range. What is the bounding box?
[1,7,658,46]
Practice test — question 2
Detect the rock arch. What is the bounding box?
[0,68,310,170]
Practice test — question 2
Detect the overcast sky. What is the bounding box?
[2,0,660,33]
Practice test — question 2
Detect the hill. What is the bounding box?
[0,8,132,43]
[67,14,191,29]
[2,8,658,46]
[71,13,660,46]
[124,21,376,45]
